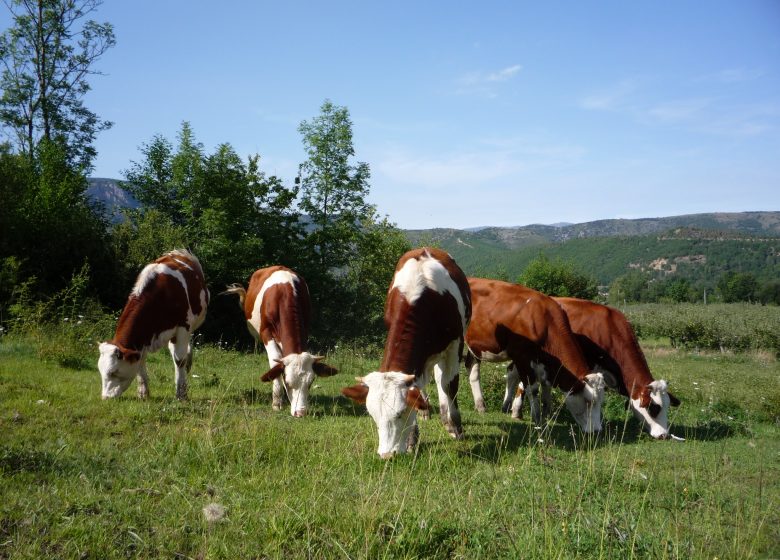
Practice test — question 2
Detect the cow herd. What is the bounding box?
[98,247,680,458]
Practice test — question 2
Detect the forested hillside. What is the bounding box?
[407,222,780,302]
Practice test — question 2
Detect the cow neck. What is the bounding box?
[603,318,654,399]
[111,295,155,352]
[272,299,307,356]
[379,317,428,376]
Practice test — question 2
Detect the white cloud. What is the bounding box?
[647,98,711,123]
[456,64,522,97]
[579,79,638,111]
[696,68,765,84]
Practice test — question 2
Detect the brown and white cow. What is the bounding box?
[223,266,337,417]
[465,277,605,432]
[98,250,209,400]
[341,247,471,458]
[550,297,681,438]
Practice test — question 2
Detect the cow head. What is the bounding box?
[261,352,338,417]
[564,372,606,433]
[630,379,680,439]
[341,372,429,459]
[97,342,141,399]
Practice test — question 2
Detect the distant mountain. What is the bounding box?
[87,178,138,220]
[406,211,780,250]
[404,212,780,289]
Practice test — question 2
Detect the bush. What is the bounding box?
[6,264,116,369]
[622,303,780,354]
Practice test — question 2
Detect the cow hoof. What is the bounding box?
[418,409,431,421]
[272,403,283,411]
[475,400,486,414]
[137,391,149,400]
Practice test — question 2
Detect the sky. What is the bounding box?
[3,1,779,229]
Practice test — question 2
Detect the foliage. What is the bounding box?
[622,303,780,354]
[297,99,372,273]
[517,254,598,299]
[0,0,115,169]
[6,263,115,368]
[0,140,113,318]
[717,271,758,303]
[0,339,778,558]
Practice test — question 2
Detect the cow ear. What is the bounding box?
[341,384,369,405]
[406,387,429,411]
[313,361,338,377]
[261,362,285,382]
[638,387,652,409]
[668,392,681,407]
[401,374,416,386]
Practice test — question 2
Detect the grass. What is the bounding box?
[0,336,778,559]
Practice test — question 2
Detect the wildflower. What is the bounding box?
[203,503,226,524]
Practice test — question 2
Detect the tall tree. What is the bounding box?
[297,99,372,272]
[0,0,115,169]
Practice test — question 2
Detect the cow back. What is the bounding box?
[113,250,208,352]
[244,266,310,355]
[380,248,471,375]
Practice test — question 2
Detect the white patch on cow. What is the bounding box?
[249,270,298,335]
[630,379,672,439]
[564,373,606,433]
[391,253,467,330]
[360,371,420,458]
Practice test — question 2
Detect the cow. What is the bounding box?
[223,266,337,417]
[98,250,209,400]
[464,277,605,433]
[547,297,681,438]
[341,247,471,459]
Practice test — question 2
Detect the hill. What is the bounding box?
[405,213,780,289]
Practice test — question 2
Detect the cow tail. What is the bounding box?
[221,284,247,307]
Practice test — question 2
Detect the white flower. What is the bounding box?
[203,503,226,524]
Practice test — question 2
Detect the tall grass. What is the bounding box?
[1,336,778,559]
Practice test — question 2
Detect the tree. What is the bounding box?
[297,99,372,273]
[718,271,758,303]
[0,0,115,170]
[518,254,598,299]
[609,270,652,304]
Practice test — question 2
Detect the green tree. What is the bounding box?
[518,254,598,299]
[0,0,115,169]
[609,269,652,304]
[297,99,372,273]
[718,271,758,303]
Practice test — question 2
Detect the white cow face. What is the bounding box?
[564,373,606,433]
[262,352,338,417]
[630,379,675,439]
[98,342,141,399]
[342,372,429,459]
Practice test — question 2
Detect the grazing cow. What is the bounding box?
[342,247,471,458]
[550,297,681,438]
[223,266,337,417]
[98,250,209,400]
[465,277,605,432]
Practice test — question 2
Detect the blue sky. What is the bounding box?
[4,1,779,229]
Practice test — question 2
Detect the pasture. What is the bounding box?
[1,337,778,559]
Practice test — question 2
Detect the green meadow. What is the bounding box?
[1,337,778,559]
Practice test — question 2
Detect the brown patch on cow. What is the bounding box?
[406,387,429,410]
[260,362,285,382]
[313,361,338,377]
[341,384,369,405]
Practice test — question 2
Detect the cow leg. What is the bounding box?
[528,381,543,426]
[137,360,150,400]
[541,381,553,419]
[434,340,464,439]
[503,362,521,414]
[417,389,431,420]
[510,382,524,419]
[169,330,191,400]
[264,341,286,411]
[466,354,486,413]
